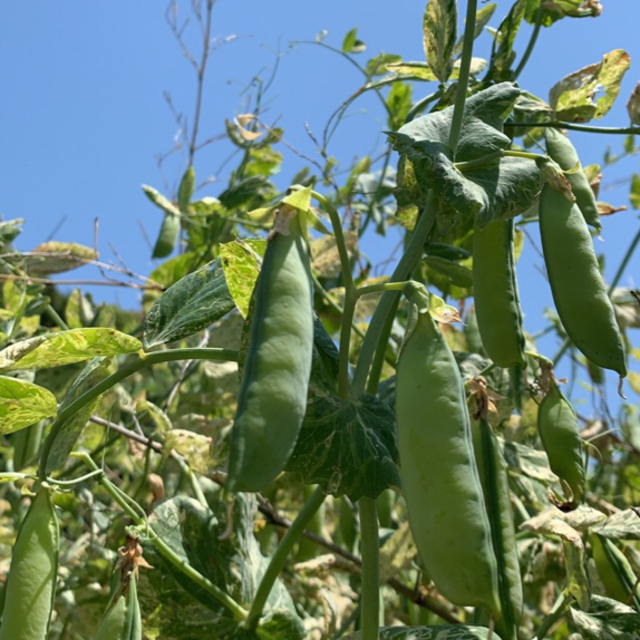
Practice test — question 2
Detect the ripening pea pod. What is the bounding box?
[0,486,59,640]
[472,219,526,368]
[544,127,601,233]
[95,573,142,640]
[537,378,585,507]
[227,207,314,492]
[395,308,501,616]
[472,419,523,640]
[539,184,627,378]
[152,212,180,259]
[591,533,640,611]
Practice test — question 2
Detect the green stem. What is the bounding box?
[358,496,380,640]
[509,121,640,136]
[454,149,542,172]
[366,296,401,396]
[448,0,479,155]
[45,305,69,331]
[552,337,571,366]
[351,194,436,399]
[608,224,640,295]
[246,487,326,630]
[513,5,544,80]
[38,347,237,479]
[73,452,247,621]
[533,590,572,640]
[310,190,355,292]
[356,281,409,298]
[339,291,358,398]
[405,89,443,124]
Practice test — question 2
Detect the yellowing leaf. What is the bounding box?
[164,429,213,474]
[428,293,461,324]
[0,376,57,435]
[220,239,265,318]
[0,328,141,371]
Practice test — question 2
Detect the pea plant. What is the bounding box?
[2,1,640,639]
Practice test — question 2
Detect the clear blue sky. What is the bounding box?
[2,2,640,398]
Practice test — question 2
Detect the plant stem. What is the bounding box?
[533,590,572,639]
[356,281,409,298]
[45,304,69,331]
[73,452,247,621]
[608,224,640,295]
[509,121,640,136]
[38,347,237,479]
[351,194,436,399]
[552,337,571,366]
[513,6,543,80]
[246,487,326,630]
[358,496,380,640]
[448,0,479,155]
[366,296,401,395]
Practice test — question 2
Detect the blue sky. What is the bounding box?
[2,1,640,399]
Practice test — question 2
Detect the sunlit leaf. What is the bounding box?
[549,49,631,122]
[19,242,97,275]
[0,376,57,435]
[144,258,236,348]
[0,328,141,371]
[422,0,457,84]
[219,239,266,318]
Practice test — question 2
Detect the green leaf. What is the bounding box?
[44,357,116,473]
[569,596,640,640]
[281,185,312,212]
[309,316,340,397]
[422,0,457,84]
[143,258,236,348]
[342,27,358,53]
[342,625,499,640]
[387,81,413,131]
[549,49,631,123]
[487,0,525,82]
[178,166,195,213]
[628,81,640,125]
[0,328,141,371]
[0,219,23,250]
[219,239,266,318]
[454,3,497,56]
[153,213,181,259]
[285,394,400,501]
[593,509,640,541]
[629,175,640,209]
[20,241,97,275]
[389,83,543,226]
[0,376,57,435]
[525,0,595,26]
[365,52,402,77]
[563,538,591,610]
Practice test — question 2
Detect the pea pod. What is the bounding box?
[472,419,523,640]
[0,487,59,640]
[591,533,640,610]
[152,212,180,259]
[539,184,626,377]
[395,309,501,616]
[472,219,526,368]
[227,207,314,492]
[95,573,142,640]
[544,127,601,232]
[537,378,585,507]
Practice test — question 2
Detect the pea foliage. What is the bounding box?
[2,1,640,639]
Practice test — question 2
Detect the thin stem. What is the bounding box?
[355,281,408,298]
[366,296,401,396]
[513,5,543,80]
[448,0,479,155]
[351,193,436,399]
[533,590,572,640]
[310,190,355,291]
[509,121,640,136]
[552,338,571,366]
[45,305,69,331]
[73,452,247,621]
[246,487,326,630]
[608,224,640,295]
[339,291,357,398]
[358,496,380,640]
[38,347,237,479]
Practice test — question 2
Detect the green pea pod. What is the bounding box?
[539,184,626,377]
[472,419,523,640]
[544,127,601,232]
[95,573,142,640]
[152,213,180,259]
[227,208,314,492]
[537,378,585,507]
[396,309,501,616]
[591,533,640,610]
[472,219,526,368]
[0,487,59,640]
